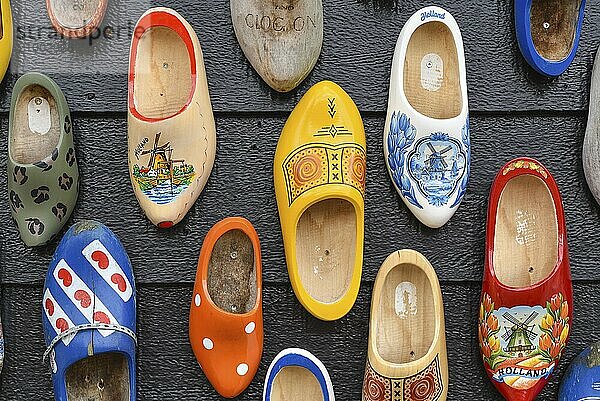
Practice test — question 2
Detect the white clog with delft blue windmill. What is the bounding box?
[384,6,469,228]
[263,348,335,401]
[42,221,137,401]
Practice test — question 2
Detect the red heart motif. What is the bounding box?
[74,290,91,308]
[57,268,72,287]
[111,273,127,292]
[56,318,69,333]
[91,250,109,269]
[45,298,55,316]
[94,311,110,324]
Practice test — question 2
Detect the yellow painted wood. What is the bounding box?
[0,0,12,82]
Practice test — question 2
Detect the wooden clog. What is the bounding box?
[189,217,263,398]
[7,73,79,247]
[559,342,600,400]
[515,0,585,76]
[0,0,12,82]
[362,250,448,401]
[273,80,366,321]
[479,158,572,401]
[42,220,137,401]
[46,0,108,39]
[583,47,600,205]
[263,348,335,401]
[230,0,323,92]
[384,6,470,229]
[128,7,216,228]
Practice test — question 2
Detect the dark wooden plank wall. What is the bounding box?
[1,0,599,400]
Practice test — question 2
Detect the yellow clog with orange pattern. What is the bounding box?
[274,80,366,321]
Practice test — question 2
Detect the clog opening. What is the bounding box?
[65,352,130,400]
[494,174,558,287]
[530,0,582,62]
[132,20,194,120]
[296,199,356,304]
[48,0,102,29]
[207,229,258,314]
[376,262,435,364]
[271,366,324,401]
[404,21,462,119]
[11,84,61,165]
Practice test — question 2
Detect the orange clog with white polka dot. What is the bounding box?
[189,217,263,398]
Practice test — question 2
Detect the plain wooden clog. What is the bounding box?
[362,250,448,401]
[7,73,79,247]
[479,158,572,401]
[128,8,216,228]
[273,80,366,321]
[263,348,335,401]
[583,47,600,205]
[46,0,108,38]
[231,0,323,92]
[189,217,263,398]
[384,6,470,229]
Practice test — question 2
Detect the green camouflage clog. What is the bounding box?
[7,73,79,247]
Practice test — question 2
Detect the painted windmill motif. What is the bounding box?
[502,311,539,357]
[425,143,452,180]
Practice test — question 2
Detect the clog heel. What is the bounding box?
[189,217,263,398]
[274,80,366,321]
[515,0,585,76]
[479,158,572,401]
[384,6,470,228]
[128,7,216,228]
[362,250,448,401]
[263,348,335,401]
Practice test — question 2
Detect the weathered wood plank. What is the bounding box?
[0,283,595,400]
[4,0,600,113]
[1,114,597,284]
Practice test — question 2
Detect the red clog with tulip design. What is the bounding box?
[479,158,572,401]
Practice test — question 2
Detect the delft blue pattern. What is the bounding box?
[43,221,136,401]
[265,352,332,401]
[450,117,470,208]
[387,112,422,209]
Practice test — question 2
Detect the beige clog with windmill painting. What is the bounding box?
[231,0,323,92]
[363,250,448,401]
[128,7,216,228]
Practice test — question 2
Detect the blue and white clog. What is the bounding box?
[42,221,137,401]
[263,348,334,401]
[559,342,600,401]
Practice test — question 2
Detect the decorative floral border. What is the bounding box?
[450,117,470,208]
[502,159,548,178]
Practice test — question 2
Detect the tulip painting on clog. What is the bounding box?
[559,342,600,401]
[479,158,572,401]
[384,7,469,228]
[515,0,586,76]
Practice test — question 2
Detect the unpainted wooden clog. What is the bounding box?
[479,158,572,401]
[0,0,12,82]
[583,46,600,205]
[231,0,323,92]
[363,250,448,401]
[263,348,335,401]
[42,220,137,401]
[384,6,470,229]
[515,0,585,76]
[559,342,600,400]
[7,72,79,247]
[128,7,216,228]
[46,0,108,38]
[189,217,263,398]
[274,80,366,321]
